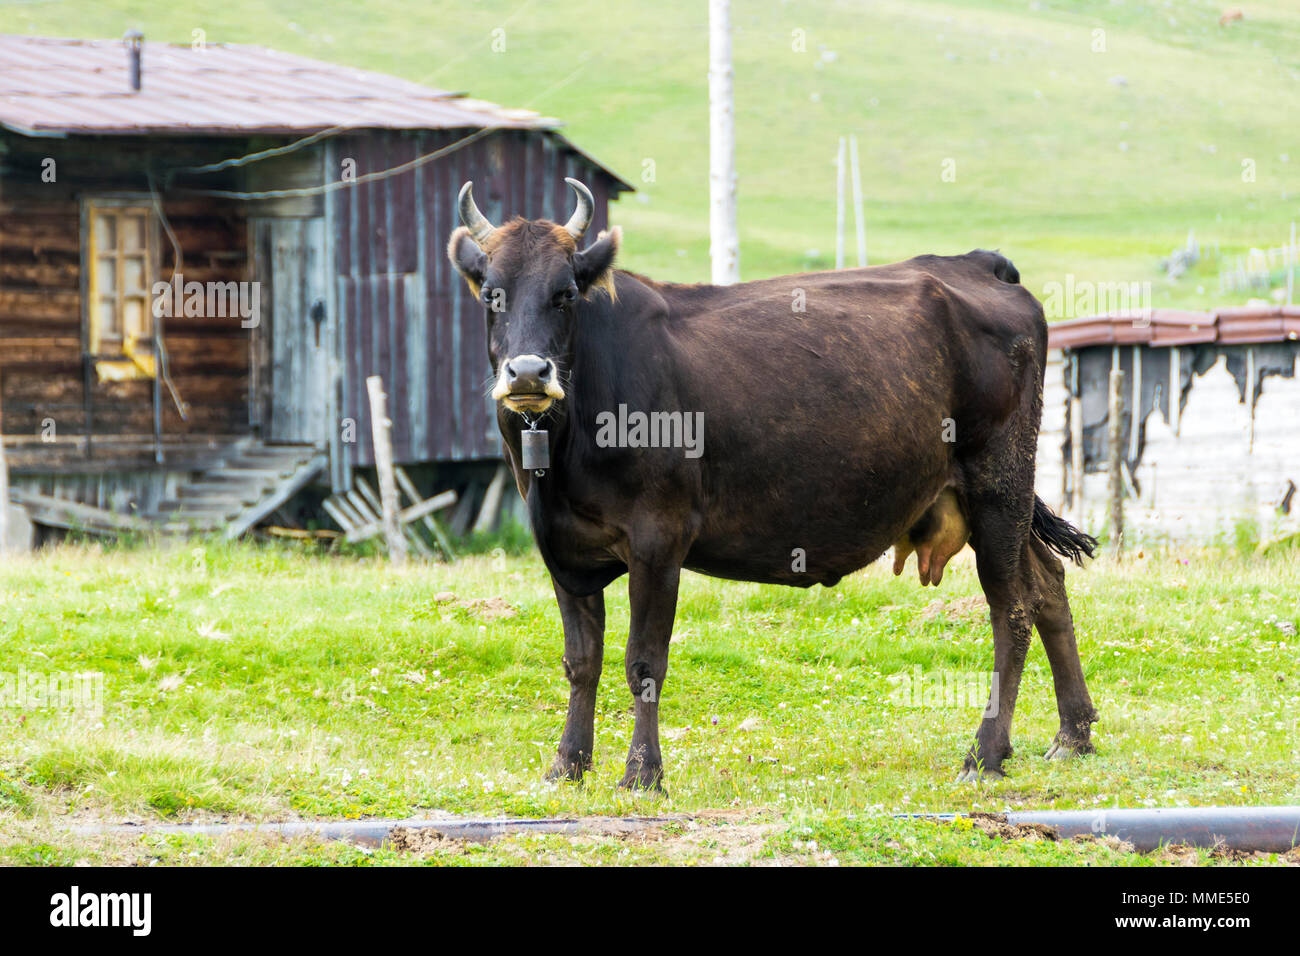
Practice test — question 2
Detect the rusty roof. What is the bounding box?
[0,34,565,136]
[1048,306,1300,350]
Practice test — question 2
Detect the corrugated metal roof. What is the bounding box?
[0,34,565,136]
[1048,306,1300,350]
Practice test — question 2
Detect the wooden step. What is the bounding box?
[151,500,244,517]
[179,483,265,501]
[157,518,225,533]
[235,445,315,459]
[225,453,328,539]
[205,467,291,481]
[227,451,313,465]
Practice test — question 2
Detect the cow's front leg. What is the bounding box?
[545,581,605,782]
[621,552,682,791]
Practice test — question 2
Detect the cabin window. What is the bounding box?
[84,201,158,377]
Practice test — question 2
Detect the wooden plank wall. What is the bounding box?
[0,135,253,451]
[331,128,616,469]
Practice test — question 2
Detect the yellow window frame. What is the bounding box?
[84,199,160,380]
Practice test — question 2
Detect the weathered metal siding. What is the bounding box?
[330,128,615,472]
[1039,339,1300,541]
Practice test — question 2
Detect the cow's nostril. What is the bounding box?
[504,361,517,381]
[540,363,553,380]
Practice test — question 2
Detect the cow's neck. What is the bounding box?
[500,270,666,498]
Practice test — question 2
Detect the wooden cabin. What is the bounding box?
[0,34,630,537]
[1036,306,1300,542]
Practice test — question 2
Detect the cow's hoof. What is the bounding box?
[1045,737,1094,761]
[544,757,589,783]
[619,767,666,793]
[955,765,1005,783]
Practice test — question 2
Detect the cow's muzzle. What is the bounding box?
[492,354,566,413]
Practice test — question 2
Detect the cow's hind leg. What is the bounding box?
[545,581,605,782]
[1027,536,1098,759]
[956,338,1045,781]
[958,499,1041,781]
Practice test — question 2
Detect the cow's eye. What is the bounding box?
[552,284,578,308]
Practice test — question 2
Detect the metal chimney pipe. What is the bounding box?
[124,29,143,91]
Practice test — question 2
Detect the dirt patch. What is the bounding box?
[389,809,781,865]
[461,597,519,621]
[968,811,1059,842]
[430,592,519,620]
[1071,833,1138,854]
[921,595,988,623]
[1150,843,1208,865]
[1195,843,1300,865]
[1075,837,1300,863]
[389,815,671,852]
[646,820,778,866]
[388,827,459,854]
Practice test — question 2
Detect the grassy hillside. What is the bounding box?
[8,0,1300,313]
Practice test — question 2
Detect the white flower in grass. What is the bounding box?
[196,621,230,641]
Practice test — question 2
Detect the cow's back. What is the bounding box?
[591,252,1045,585]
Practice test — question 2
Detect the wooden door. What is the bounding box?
[250,218,329,445]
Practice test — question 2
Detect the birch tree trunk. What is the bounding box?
[709,0,739,285]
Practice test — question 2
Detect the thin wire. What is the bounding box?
[172,50,600,200]
[420,0,540,84]
[146,171,190,421]
[170,125,356,177]
[173,124,499,200]
[166,0,544,184]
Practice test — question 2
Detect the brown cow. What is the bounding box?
[448,178,1098,788]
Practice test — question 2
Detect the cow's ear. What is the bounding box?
[573,226,621,301]
[447,226,487,297]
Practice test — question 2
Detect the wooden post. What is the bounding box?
[1069,353,1085,527]
[1108,367,1125,555]
[0,432,9,554]
[1129,345,1141,461]
[1169,346,1181,436]
[708,0,740,285]
[1246,346,1256,452]
[1288,221,1296,306]
[849,134,867,266]
[473,464,510,535]
[835,136,846,270]
[395,467,456,560]
[366,375,406,568]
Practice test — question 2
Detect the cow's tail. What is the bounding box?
[1031,495,1096,566]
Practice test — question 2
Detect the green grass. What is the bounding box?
[1,540,1297,864]
[9,0,1300,313]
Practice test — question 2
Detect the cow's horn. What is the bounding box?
[562,177,594,240]
[457,181,496,246]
